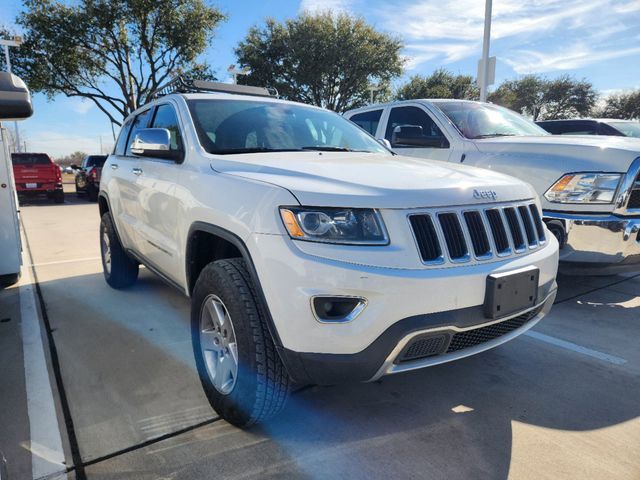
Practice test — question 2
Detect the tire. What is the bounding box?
[53,189,64,204]
[100,212,139,289]
[87,185,98,202]
[192,258,290,428]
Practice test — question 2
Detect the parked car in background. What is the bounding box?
[345,100,640,274]
[11,152,64,204]
[0,72,33,288]
[99,79,558,427]
[537,119,640,138]
[73,154,107,201]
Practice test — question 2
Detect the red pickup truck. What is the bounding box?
[11,153,64,203]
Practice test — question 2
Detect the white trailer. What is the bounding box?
[0,72,32,287]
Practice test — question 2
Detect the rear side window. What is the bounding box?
[11,154,51,165]
[84,155,108,168]
[151,104,184,152]
[125,109,154,156]
[349,110,383,136]
[114,119,133,156]
[542,122,597,135]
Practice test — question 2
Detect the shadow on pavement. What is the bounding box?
[28,270,640,479]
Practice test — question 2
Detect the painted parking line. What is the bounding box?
[30,257,101,268]
[525,330,627,366]
[19,237,68,479]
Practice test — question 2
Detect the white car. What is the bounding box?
[345,100,640,274]
[99,79,558,427]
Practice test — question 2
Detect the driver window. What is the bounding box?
[151,104,184,151]
[385,106,447,148]
[125,109,154,156]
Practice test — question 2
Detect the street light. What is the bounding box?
[367,85,382,104]
[1,36,23,152]
[478,0,495,102]
[227,64,250,85]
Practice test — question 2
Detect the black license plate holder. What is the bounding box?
[484,266,539,319]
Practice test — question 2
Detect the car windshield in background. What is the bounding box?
[188,99,389,155]
[86,155,108,168]
[608,121,640,138]
[11,154,50,165]
[435,102,548,139]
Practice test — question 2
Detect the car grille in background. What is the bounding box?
[396,306,542,363]
[410,202,544,264]
[628,174,640,209]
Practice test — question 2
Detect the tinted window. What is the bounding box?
[125,109,154,156]
[114,119,133,156]
[349,110,383,136]
[607,121,640,138]
[151,104,184,151]
[540,122,597,135]
[385,106,446,146]
[84,155,108,168]
[11,153,51,165]
[188,99,388,155]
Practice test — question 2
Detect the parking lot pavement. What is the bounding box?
[2,196,639,479]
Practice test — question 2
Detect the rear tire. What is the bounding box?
[53,189,64,204]
[100,212,138,289]
[87,185,98,202]
[192,258,290,428]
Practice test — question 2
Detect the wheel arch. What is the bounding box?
[186,222,283,348]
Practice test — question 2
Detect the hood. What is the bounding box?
[210,152,535,209]
[474,135,640,172]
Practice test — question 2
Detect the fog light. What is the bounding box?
[312,296,367,323]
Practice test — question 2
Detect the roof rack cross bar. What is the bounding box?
[149,76,278,102]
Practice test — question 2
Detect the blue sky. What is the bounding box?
[2,0,640,156]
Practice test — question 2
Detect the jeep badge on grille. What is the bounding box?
[473,189,497,200]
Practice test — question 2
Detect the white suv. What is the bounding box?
[99,79,559,427]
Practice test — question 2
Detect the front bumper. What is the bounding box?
[543,211,640,273]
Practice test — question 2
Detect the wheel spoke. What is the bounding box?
[200,330,223,353]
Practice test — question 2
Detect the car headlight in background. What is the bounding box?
[544,173,622,204]
[280,207,389,244]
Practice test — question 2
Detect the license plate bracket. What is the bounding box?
[484,266,539,319]
[26,183,38,189]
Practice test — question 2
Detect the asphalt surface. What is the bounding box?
[1,190,639,479]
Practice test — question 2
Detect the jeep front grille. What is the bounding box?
[627,174,640,210]
[409,202,545,265]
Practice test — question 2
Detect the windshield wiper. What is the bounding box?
[301,146,376,153]
[211,147,303,155]
[470,133,517,139]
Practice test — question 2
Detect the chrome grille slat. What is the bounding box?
[409,201,542,266]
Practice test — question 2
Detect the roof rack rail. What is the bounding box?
[149,76,278,100]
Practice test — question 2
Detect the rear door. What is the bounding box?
[0,126,21,276]
[133,102,185,279]
[104,109,153,250]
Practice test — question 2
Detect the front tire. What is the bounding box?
[192,258,290,428]
[100,212,139,289]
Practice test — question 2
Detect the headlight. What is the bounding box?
[544,173,622,204]
[279,207,389,245]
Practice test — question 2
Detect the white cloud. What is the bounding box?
[299,0,353,14]
[69,98,94,115]
[374,0,640,73]
[504,45,640,74]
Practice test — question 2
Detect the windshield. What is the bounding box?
[435,101,549,139]
[608,121,640,138]
[188,99,389,155]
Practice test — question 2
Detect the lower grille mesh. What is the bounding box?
[396,307,542,363]
[446,307,541,353]
[628,189,640,209]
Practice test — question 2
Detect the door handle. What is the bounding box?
[111,164,119,170]
[132,168,143,176]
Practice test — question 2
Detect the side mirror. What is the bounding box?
[70,164,80,170]
[0,72,33,120]
[392,125,449,148]
[131,128,182,161]
[377,138,392,149]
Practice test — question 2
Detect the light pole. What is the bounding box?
[1,37,23,152]
[227,64,250,84]
[367,85,382,104]
[479,0,493,102]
